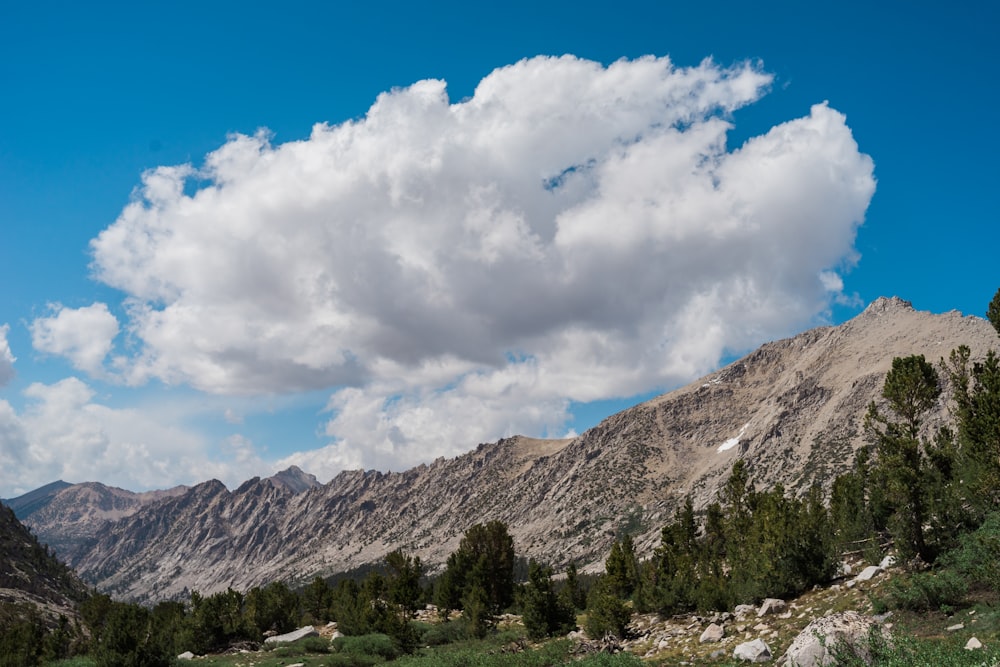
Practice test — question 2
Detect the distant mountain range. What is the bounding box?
[6,297,998,605]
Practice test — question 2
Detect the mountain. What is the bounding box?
[7,481,189,562]
[0,501,89,627]
[2,480,73,520]
[68,297,1000,604]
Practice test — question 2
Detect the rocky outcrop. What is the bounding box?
[67,298,1000,603]
[734,638,772,662]
[780,612,886,666]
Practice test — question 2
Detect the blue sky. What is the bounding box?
[1,1,997,496]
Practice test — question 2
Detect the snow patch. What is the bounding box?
[718,423,749,452]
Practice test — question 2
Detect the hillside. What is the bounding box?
[0,502,89,627]
[5,480,190,562]
[67,297,999,604]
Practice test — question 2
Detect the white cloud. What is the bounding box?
[0,324,15,387]
[30,303,120,375]
[0,377,270,496]
[80,54,874,476]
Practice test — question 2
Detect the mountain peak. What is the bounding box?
[861,296,914,316]
[268,466,320,494]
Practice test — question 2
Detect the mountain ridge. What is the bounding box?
[39,298,1000,603]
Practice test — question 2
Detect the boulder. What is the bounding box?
[854,565,882,582]
[264,625,319,644]
[734,638,772,662]
[966,637,983,650]
[780,611,886,667]
[177,651,195,660]
[700,623,725,643]
[734,604,757,617]
[758,598,786,617]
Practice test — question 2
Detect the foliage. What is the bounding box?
[332,632,400,661]
[519,559,576,639]
[831,626,1000,667]
[583,577,631,639]
[865,354,954,563]
[988,287,1000,337]
[434,521,516,633]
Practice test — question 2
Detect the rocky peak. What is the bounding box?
[267,466,321,494]
[861,296,914,316]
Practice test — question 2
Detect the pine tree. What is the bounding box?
[866,354,942,563]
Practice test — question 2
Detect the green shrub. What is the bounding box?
[879,569,967,612]
[333,632,400,660]
[832,627,1000,667]
[418,619,467,646]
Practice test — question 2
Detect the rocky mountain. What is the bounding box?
[67,297,999,604]
[2,480,73,520]
[0,501,89,626]
[5,481,189,562]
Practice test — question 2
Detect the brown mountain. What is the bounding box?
[68,297,999,603]
[7,481,189,563]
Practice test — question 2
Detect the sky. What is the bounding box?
[1,1,997,497]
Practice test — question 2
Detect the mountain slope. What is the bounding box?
[2,480,73,521]
[0,502,89,626]
[9,481,189,562]
[71,297,1000,603]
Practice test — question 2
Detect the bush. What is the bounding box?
[418,620,467,646]
[333,632,400,661]
[879,569,967,612]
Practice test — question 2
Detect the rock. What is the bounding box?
[758,598,787,617]
[734,638,772,662]
[264,625,319,644]
[734,604,757,617]
[700,623,725,643]
[177,651,195,660]
[838,562,853,577]
[879,554,896,569]
[966,637,983,650]
[780,611,886,667]
[854,565,882,582]
[947,623,965,632]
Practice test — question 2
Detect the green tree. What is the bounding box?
[866,354,942,563]
[385,549,424,618]
[301,576,332,625]
[561,562,587,611]
[604,534,639,600]
[521,559,576,639]
[435,521,516,623]
[584,577,631,639]
[988,287,1000,337]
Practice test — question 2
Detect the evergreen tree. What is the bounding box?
[604,534,639,599]
[561,562,587,611]
[520,560,576,639]
[988,287,1000,337]
[584,577,631,639]
[435,521,515,621]
[866,354,942,563]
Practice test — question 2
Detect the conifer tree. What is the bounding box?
[866,354,942,563]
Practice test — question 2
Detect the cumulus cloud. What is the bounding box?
[0,377,270,496]
[30,303,120,375]
[83,55,874,474]
[0,324,15,386]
